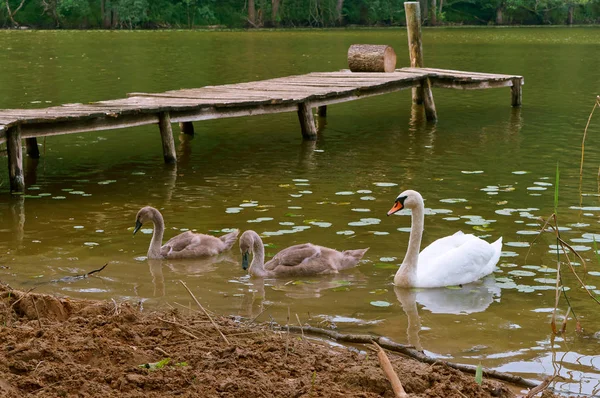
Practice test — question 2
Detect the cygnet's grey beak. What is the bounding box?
[242,251,250,270]
[133,220,143,235]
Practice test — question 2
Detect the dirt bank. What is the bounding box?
[0,283,547,397]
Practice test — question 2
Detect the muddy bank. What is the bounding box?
[0,284,546,397]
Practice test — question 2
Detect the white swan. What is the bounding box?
[387,190,502,288]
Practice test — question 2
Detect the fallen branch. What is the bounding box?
[373,341,407,398]
[284,324,538,390]
[179,280,230,345]
[524,375,555,398]
[50,263,109,283]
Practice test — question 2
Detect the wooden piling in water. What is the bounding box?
[405,2,437,121]
[25,137,40,159]
[422,78,438,121]
[297,102,317,140]
[317,105,327,117]
[7,126,24,193]
[158,112,177,164]
[511,78,522,107]
[179,121,195,136]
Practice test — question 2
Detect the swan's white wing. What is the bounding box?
[416,234,501,288]
[418,231,467,261]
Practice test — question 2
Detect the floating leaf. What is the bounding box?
[370,301,392,307]
[369,289,388,295]
[374,263,398,270]
[332,286,350,292]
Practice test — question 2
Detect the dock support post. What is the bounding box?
[511,78,522,107]
[297,102,317,140]
[317,105,327,117]
[405,2,426,105]
[422,78,438,121]
[158,112,177,164]
[25,138,40,159]
[7,126,24,193]
[179,121,195,136]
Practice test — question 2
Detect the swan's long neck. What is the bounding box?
[249,231,268,277]
[394,199,424,287]
[148,209,165,259]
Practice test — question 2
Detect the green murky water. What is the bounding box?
[1,27,600,395]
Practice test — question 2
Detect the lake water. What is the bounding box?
[1,27,600,395]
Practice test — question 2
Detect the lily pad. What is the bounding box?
[370,301,392,307]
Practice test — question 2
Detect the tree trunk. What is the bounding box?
[6,0,27,27]
[101,0,111,28]
[347,44,397,73]
[567,4,574,25]
[271,0,280,26]
[439,0,443,15]
[248,0,256,27]
[111,7,119,28]
[430,0,437,25]
[496,5,504,25]
[335,0,344,24]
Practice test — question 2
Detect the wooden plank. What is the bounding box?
[420,67,522,79]
[11,112,160,142]
[430,79,514,90]
[405,67,520,81]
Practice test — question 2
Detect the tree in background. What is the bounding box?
[1,0,599,29]
[5,0,27,26]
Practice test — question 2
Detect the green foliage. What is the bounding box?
[475,362,483,385]
[1,0,599,28]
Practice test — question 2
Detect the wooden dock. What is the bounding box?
[0,3,523,193]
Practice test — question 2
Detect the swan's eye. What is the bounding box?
[397,196,407,205]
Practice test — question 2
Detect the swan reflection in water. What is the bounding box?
[147,252,237,297]
[394,275,500,351]
[238,272,367,319]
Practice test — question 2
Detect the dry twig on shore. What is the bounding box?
[179,280,230,345]
[373,341,407,398]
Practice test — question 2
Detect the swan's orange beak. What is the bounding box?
[387,201,403,216]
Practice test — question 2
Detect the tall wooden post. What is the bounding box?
[405,2,425,105]
[179,121,195,136]
[7,126,24,193]
[158,112,177,164]
[297,102,317,140]
[511,77,522,107]
[405,2,437,121]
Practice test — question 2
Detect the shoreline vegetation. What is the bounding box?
[2,0,599,31]
[0,282,558,397]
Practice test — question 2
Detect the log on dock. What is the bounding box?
[347,44,397,73]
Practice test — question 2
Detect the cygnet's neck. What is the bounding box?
[248,231,267,277]
[147,208,165,259]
